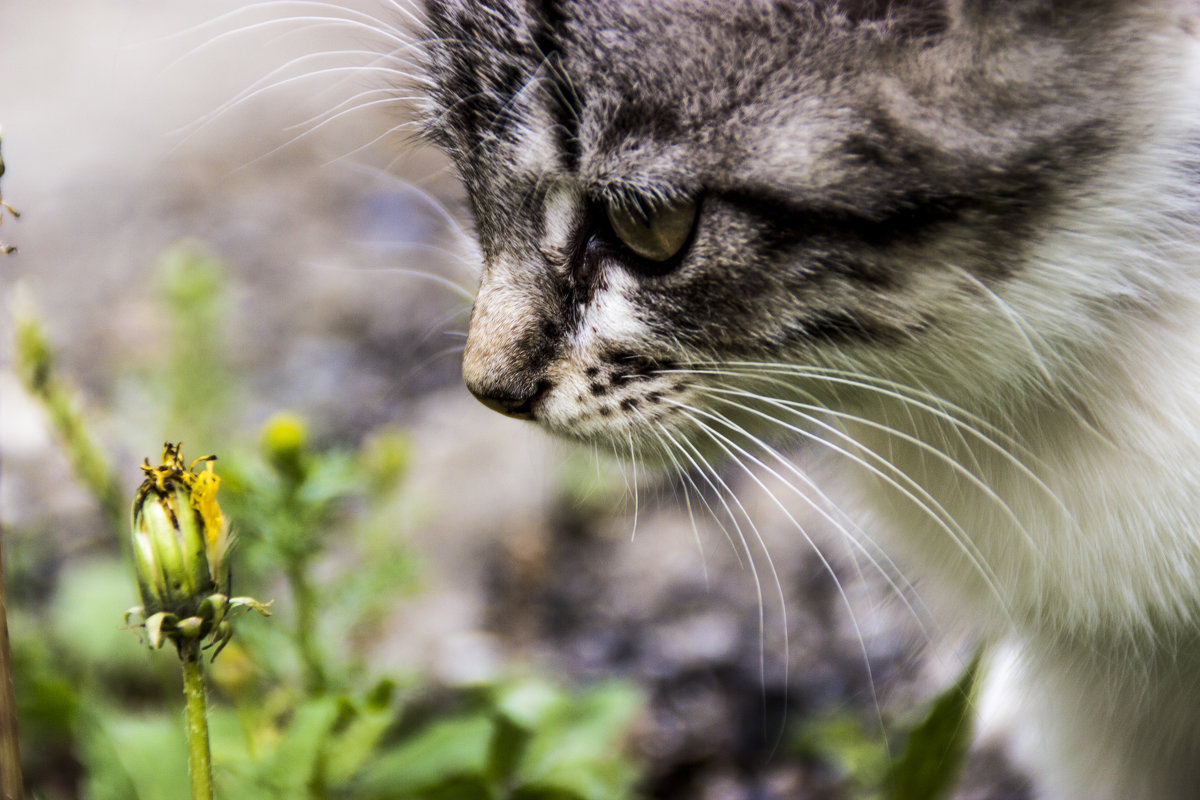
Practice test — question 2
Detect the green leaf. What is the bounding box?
[357,713,494,798]
[487,713,531,787]
[794,711,891,796]
[51,557,157,672]
[413,775,493,800]
[81,710,188,800]
[264,695,342,791]
[494,678,564,731]
[515,760,640,800]
[519,682,643,774]
[515,682,644,800]
[886,654,981,800]
[326,692,403,784]
[511,787,590,800]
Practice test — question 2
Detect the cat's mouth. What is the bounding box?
[466,350,694,438]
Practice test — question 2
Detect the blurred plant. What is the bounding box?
[0,125,19,254]
[156,244,234,444]
[124,443,269,800]
[0,486,23,798]
[353,677,645,800]
[795,652,982,800]
[224,411,359,694]
[13,302,124,533]
[0,124,24,794]
[11,246,650,799]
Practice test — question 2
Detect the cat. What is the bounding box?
[409,1,1200,797]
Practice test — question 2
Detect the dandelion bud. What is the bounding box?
[261,412,309,480]
[130,443,220,617]
[126,443,267,658]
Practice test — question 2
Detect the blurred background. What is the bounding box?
[0,3,1015,798]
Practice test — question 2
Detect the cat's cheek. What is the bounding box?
[571,269,652,351]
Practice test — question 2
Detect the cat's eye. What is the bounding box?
[605,196,698,262]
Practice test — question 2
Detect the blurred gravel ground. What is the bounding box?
[0,3,1028,798]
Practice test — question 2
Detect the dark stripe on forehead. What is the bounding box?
[797,309,924,344]
[422,2,524,148]
[526,0,567,58]
[722,189,966,250]
[820,0,950,35]
[526,0,583,171]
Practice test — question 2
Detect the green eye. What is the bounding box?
[605,196,698,262]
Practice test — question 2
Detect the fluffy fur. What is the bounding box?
[410,1,1200,797]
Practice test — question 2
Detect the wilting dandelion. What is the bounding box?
[125,442,269,800]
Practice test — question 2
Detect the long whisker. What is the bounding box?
[655,425,747,569]
[236,91,427,171]
[173,58,423,153]
[670,363,1070,520]
[337,163,478,253]
[666,423,778,696]
[691,362,1032,455]
[284,87,415,133]
[704,384,1039,557]
[646,427,711,583]
[947,263,1121,454]
[160,1,419,55]
[352,249,479,293]
[669,399,928,622]
[298,260,475,301]
[678,406,905,753]
[675,394,1010,618]
[626,431,640,541]
[667,393,931,633]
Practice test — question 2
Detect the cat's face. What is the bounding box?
[418,0,1152,454]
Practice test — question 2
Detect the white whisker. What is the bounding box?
[646,427,712,584]
[669,423,776,694]
[674,393,1010,618]
[948,264,1122,455]
[670,363,1070,520]
[338,163,478,252]
[667,392,932,634]
[627,431,640,541]
[655,425,747,570]
[298,261,475,301]
[681,405,896,751]
[704,383,1039,557]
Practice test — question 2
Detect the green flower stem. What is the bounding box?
[181,640,215,800]
[0,515,25,800]
[285,561,327,694]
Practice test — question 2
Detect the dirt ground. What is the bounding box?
[0,3,1027,798]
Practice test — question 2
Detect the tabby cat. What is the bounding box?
[411,1,1200,797]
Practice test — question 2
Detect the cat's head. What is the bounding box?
[415,0,1191,453]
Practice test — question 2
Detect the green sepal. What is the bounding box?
[206,621,234,661]
[197,593,228,626]
[144,612,176,650]
[227,597,272,618]
[175,616,206,640]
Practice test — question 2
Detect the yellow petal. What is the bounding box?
[191,465,224,548]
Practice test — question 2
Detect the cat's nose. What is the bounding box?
[466,380,550,421]
[461,275,555,421]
